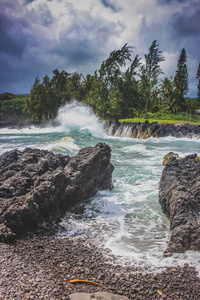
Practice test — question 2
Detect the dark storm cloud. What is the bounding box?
[52,21,118,67]
[0,0,123,93]
[0,1,49,92]
[0,1,45,58]
[170,8,200,38]
[0,17,23,57]
[168,2,200,60]
[0,11,27,57]
[0,0,199,96]
[157,0,189,4]
[101,0,119,12]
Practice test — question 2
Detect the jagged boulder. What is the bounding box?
[0,143,114,243]
[159,153,200,254]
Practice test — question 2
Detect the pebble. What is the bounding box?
[0,234,200,299]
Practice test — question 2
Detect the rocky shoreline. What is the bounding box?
[105,120,200,138]
[1,233,200,300]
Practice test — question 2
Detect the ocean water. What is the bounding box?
[1,101,200,274]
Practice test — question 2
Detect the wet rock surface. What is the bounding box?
[159,153,200,254]
[0,234,199,299]
[0,143,114,242]
[162,152,180,166]
[105,120,200,139]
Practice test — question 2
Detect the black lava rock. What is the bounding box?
[159,153,200,254]
[0,143,114,242]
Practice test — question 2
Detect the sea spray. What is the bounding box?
[53,101,106,138]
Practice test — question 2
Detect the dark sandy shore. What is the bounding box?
[0,233,199,300]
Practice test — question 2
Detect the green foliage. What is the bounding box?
[107,89,123,119]
[1,98,25,112]
[160,77,185,113]
[83,44,134,118]
[84,75,104,115]
[0,92,14,100]
[0,94,28,121]
[174,48,189,95]
[24,70,83,122]
[140,40,165,118]
[196,63,200,102]
[118,54,141,116]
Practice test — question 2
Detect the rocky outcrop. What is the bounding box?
[0,143,114,243]
[105,120,200,139]
[159,153,200,254]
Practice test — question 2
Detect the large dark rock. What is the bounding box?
[0,143,114,243]
[159,153,200,254]
[105,120,200,139]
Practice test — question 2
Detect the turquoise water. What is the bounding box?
[1,101,200,273]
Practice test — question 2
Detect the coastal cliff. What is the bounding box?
[105,120,200,138]
[0,143,114,243]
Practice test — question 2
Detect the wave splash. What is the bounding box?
[53,101,106,138]
[0,101,106,139]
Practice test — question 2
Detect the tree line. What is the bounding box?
[0,93,28,122]
[23,40,200,122]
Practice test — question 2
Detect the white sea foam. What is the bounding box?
[121,144,147,153]
[0,126,60,135]
[37,136,80,153]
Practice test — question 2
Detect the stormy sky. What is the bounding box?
[0,0,199,97]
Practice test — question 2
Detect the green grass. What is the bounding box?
[119,118,200,125]
[119,112,200,125]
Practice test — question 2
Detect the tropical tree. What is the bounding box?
[196,63,200,103]
[63,72,82,102]
[42,74,59,119]
[140,40,165,118]
[98,43,133,117]
[84,73,104,114]
[107,88,124,119]
[185,97,198,121]
[118,54,141,117]
[24,77,46,122]
[51,69,70,105]
[174,48,189,96]
[84,44,133,118]
[160,77,183,113]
